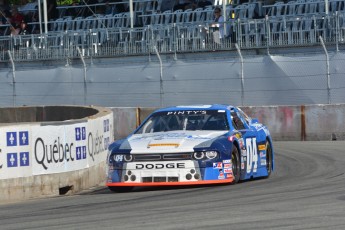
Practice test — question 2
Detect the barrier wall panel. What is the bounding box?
[110,107,137,140]
[139,107,158,125]
[241,105,302,141]
[1,51,345,107]
[305,104,345,141]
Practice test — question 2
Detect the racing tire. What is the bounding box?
[265,141,273,178]
[230,145,241,184]
[108,186,133,193]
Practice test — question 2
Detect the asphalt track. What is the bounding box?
[1,141,345,230]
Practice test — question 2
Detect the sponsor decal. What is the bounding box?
[241,149,247,157]
[224,168,232,174]
[226,173,233,178]
[34,137,74,170]
[166,111,207,115]
[75,127,86,141]
[7,131,29,146]
[75,127,87,162]
[5,131,30,169]
[228,136,235,142]
[224,163,232,169]
[20,152,30,166]
[135,163,185,169]
[213,162,222,169]
[246,138,258,173]
[258,144,266,151]
[76,146,87,160]
[223,159,231,163]
[87,130,105,162]
[261,159,267,166]
[218,170,224,179]
[7,153,18,167]
[229,134,243,144]
[34,126,105,170]
[241,162,244,169]
[7,132,17,146]
[239,138,245,149]
[103,119,111,151]
[19,132,29,146]
[103,119,110,133]
[260,151,266,158]
[148,143,180,148]
[132,133,210,141]
[114,155,124,162]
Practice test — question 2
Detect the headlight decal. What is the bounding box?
[192,151,218,160]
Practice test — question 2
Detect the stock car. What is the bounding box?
[106,104,274,192]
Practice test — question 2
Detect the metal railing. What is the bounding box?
[1,12,345,62]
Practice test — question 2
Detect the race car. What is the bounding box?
[106,104,274,192]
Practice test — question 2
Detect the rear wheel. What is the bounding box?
[265,141,273,178]
[231,145,241,184]
[108,186,133,193]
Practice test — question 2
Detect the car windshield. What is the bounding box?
[135,110,229,134]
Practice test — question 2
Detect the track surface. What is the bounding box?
[1,141,345,230]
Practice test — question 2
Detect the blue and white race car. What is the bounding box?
[106,104,274,192]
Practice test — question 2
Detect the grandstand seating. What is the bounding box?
[2,0,345,63]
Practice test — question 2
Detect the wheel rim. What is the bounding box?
[231,148,240,181]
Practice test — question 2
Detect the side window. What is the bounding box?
[231,112,246,130]
[237,108,251,125]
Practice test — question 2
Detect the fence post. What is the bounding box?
[154,46,163,107]
[319,36,331,104]
[77,47,87,105]
[336,11,339,52]
[7,51,16,107]
[235,43,244,106]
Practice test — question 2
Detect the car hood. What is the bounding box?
[124,131,228,154]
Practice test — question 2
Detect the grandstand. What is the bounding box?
[0,0,345,61]
[0,0,344,107]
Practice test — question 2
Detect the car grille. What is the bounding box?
[142,177,179,183]
[134,154,161,161]
[133,153,192,161]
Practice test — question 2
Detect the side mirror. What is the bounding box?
[251,118,259,124]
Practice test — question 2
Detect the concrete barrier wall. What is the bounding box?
[0,106,99,123]
[0,163,106,201]
[110,104,345,141]
[241,106,302,141]
[305,104,345,141]
[1,104,343,204]
[0,106,113,203]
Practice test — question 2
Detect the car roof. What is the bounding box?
[154,104,235,113]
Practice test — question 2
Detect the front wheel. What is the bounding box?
[231,145,241,184]
[265,141,273,178]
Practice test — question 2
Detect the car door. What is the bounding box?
[230,109,259,180]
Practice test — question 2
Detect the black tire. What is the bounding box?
[265,141,273,178]
[108,186,133,193]
[231,145,241,184]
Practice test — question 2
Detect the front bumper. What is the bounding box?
[106,160,234,187]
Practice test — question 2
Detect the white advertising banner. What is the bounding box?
[32,123,89,174]
[32,114,113,175]
[0,113,113,179]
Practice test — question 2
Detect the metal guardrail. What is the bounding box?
[1,12,345,62]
